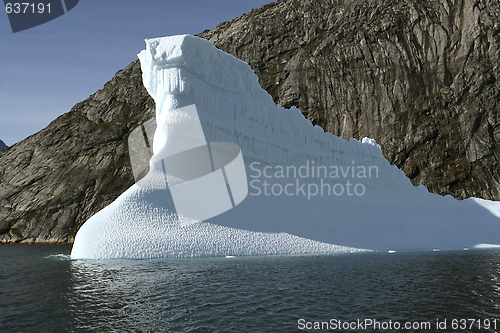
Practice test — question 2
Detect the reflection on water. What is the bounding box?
[67,257,301,332]
[0,245,73,332]
[483,254,500,313]
[69,259,197,332]
[1,245,500,332]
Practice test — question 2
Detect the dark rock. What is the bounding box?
[1,0,499,243]
[0,140,7,152]
[0,220,10,234]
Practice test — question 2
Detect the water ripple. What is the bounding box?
[1,246,500,332]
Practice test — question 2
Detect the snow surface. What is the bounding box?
[71,35,500,259]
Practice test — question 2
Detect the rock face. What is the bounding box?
[1,0,499,243]
[0,140,7,152]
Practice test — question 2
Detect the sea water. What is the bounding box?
[1,245,500,332]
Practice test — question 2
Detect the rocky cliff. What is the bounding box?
[1,0,499,243]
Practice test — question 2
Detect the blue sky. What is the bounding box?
[0,0,273,146]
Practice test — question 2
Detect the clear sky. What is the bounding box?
[0,0,274,146]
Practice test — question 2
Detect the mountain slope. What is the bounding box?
[0,62,154,242]
[1,0,499,243]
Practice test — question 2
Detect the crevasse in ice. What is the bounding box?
[71,35,500,259]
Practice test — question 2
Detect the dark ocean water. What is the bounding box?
[1,245,500,332]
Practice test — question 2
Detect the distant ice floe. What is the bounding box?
[474,244,500,249]
[71,35,500,259]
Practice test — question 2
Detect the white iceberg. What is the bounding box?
[71,35,500,259]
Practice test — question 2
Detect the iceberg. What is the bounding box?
[71,35,500,259]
